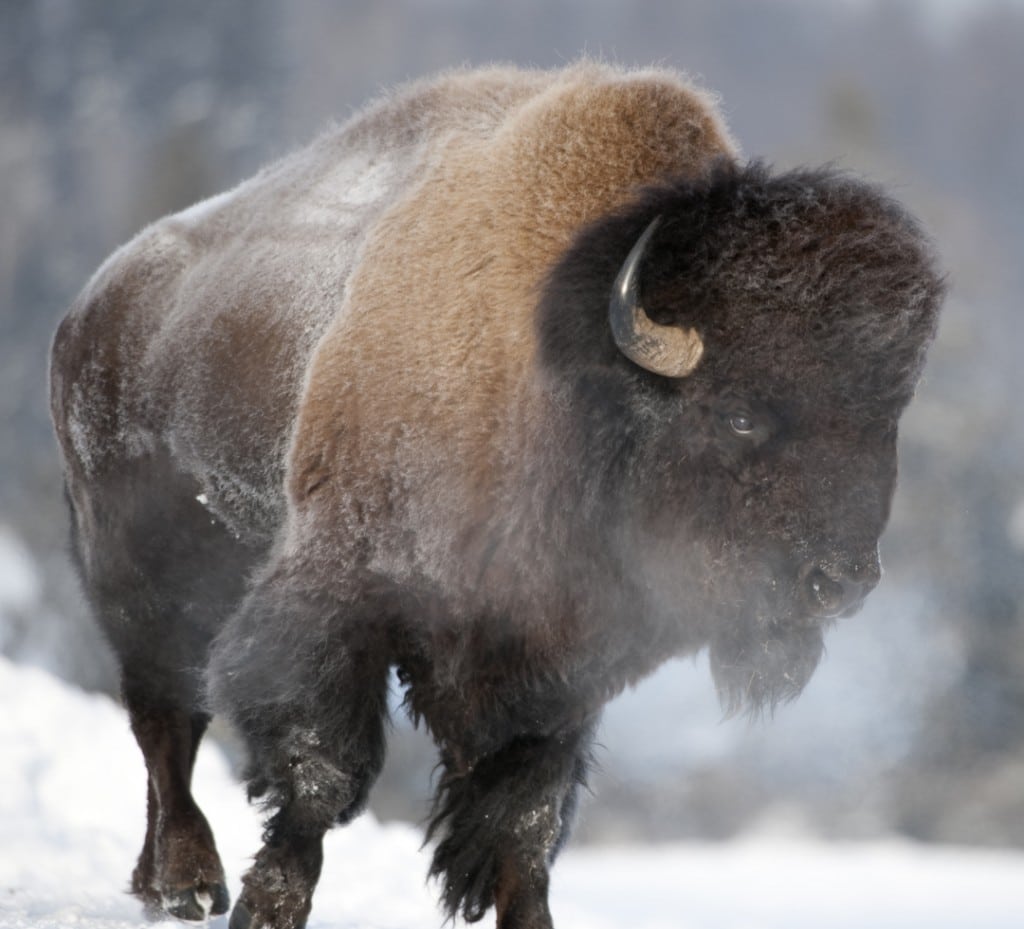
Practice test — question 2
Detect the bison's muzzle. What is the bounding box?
[800,556,881,619]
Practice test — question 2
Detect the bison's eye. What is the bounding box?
[715,400,777,449]
[729,412,755,436]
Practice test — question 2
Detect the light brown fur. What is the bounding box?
[54,63,734,562]
[285,63,736,590]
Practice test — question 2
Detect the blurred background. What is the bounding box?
[2,0,1022,851]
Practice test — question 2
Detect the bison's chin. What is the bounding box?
[708,620,825,717]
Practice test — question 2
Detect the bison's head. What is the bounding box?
[539,161,944,713]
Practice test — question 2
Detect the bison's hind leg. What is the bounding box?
[65,452,264,922]
[125,696,231,921]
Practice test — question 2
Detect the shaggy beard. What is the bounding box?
[691,538,829,716]
[708,618,825,717]
[616,522,828,716]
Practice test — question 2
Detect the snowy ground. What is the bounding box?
[3,656,1024,929]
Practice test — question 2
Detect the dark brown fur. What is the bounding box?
[50,66,943,929]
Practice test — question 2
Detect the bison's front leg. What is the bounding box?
[228,823,324,929]
[428,722,596,929]
[208,568,390,929]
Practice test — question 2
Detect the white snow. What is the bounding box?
[3,653,1024,929]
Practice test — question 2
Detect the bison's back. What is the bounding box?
[51,62,734,549]
[49,66,557,536]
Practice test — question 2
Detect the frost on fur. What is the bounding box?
[50,62,943,929]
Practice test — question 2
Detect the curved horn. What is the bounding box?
[608,216,704,378]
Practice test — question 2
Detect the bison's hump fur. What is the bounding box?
[50,62,943,929]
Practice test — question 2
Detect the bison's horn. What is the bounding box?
[608,216,704,378]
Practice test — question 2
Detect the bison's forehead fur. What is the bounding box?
[542,161,943,411]
[538,161,943,712]
[652,164,941,411]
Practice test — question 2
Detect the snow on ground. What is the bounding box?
[2,654,1024,929]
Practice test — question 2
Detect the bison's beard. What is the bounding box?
[617,520,827,715]
[708,618,825,716]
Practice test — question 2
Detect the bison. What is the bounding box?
[50,62,943,929]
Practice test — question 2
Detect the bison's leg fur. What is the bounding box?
[62,453,262,922]
[428,722,596,929]
[227,826,324,929]
[123,688,230,920]
[208,568,391,929]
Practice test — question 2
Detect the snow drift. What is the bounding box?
[2,654,1024,928]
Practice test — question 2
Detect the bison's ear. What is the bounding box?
[608,216,704,378]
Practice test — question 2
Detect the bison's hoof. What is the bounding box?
[161,882,231,922]
[228,891,310,929]
[228,898,252,929]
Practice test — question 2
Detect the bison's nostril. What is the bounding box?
[850,560,882,593]
[804,567,864,618]
[806,568,843,614]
